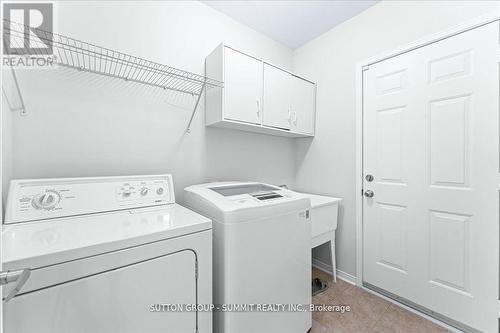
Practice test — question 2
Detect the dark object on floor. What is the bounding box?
[312,277,328,296]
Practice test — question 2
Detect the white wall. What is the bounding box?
[4,1,296,206]
[292,1,500,277]
[2,100,12,209]
[4,0,499,277]
[2,71,16,211]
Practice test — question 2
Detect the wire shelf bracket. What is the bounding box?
[2,19,223,129]
[186,81,206,133]
[2,65,27,116]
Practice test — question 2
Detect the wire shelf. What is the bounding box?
[3,20,223,96]
[3,20,223,130]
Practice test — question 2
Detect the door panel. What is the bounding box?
[363,49,420,302]
[363,22,498,333]
[376,203,408,274]
[429,210,470,295]
[224,47,263,124]
[263,64,292,130]
[428,50,472,83]
[428,95,470,187]
[376,106,405,183]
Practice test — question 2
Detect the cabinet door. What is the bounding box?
[224,47,263,124]
[262,64,292,130]
[291,77,315,134]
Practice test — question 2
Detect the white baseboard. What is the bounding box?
[312,258,333,274]
[312,258,356,285]
[362,287,463,332]
[337,269,357,285]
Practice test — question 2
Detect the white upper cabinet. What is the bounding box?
[205,44,316,138]
[291,76,315,135]
[263,64,292,130]
[223,47,263,125]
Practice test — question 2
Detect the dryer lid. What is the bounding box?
[2,204,211,270]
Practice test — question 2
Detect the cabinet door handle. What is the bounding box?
[293,110,298,124]
[288,108,292,123]
[256,100,260,118]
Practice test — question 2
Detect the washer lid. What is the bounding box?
[209,183,278,196]
[184,181,311,223]
[2,204,211,270]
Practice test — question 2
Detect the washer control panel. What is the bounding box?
[5,175,174,224]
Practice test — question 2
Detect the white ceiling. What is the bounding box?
[204,1,378,49]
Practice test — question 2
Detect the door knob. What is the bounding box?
[364,190,374,198]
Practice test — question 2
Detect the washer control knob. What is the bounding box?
[140,187,149,196]
[156,187,164,195]
[32,191,60,210]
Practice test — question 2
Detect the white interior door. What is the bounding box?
[291,77,315,135]
[224,47,263,124]
[262,64,292,130]
[363,22,499,333]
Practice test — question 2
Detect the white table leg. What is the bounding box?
[330,236,337,282]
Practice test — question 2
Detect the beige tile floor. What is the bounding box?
[311,268,451,333]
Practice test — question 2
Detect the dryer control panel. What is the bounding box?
[5,175,174,224]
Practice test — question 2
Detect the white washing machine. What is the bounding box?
[3,175,212,333]
[184,182,311,333]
